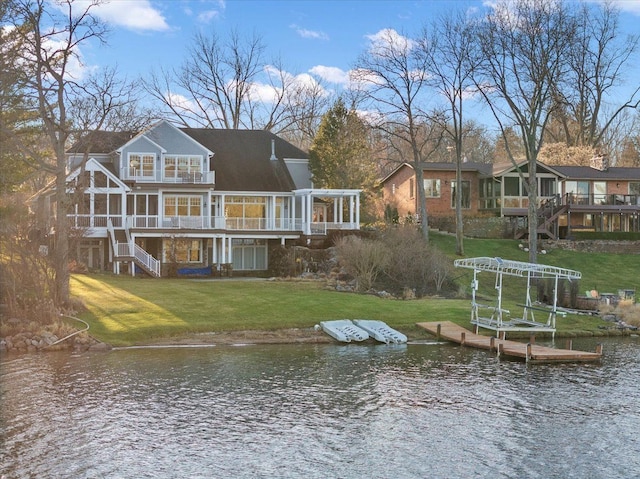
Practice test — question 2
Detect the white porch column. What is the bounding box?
[227,236,233,264]
[290,196,295,231]
[121,192,127,229]
[355,193,360,229]
[339,197,344,223]
[306,194,313,235]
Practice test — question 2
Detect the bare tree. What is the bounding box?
[351,29,443,240]
[145,29,266,129]
[475,0,572,263]
[421,12,479,255]
[553,1,639,154]
[145,29,329,138]
[4,0,142,306]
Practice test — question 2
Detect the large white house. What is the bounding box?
[34,120,361,277]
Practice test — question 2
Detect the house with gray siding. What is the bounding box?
[35,120,361,277]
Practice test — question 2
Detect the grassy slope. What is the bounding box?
[72,233,639,346]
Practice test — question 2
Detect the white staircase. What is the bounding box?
[107,219,161,277]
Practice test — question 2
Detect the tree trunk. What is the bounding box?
[415,168,429,241]
[54,164,70,306]
[527,164,538,264]
[455,151,464,255]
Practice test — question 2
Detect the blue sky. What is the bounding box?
[85,0,469,82]
[80,0,640,79]
[70,0,640,128]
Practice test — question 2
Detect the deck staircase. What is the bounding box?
[107,219,160,277]
[515,195,568,240]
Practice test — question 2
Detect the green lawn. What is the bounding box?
[72,274,472,346]
[430,233,639,296]
[71,230,638,346]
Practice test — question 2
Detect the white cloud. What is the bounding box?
[290,24,329,40]
[249,67,330,104]
[165,92,198,111]
[365,28,415,56]
[309,65,349,85]
[72,0,170,32]
[197,10,220,23]
[594,0,640,15]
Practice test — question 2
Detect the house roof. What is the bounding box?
[552,166,640,181]
[181,128,305,192]
[67,130,136,154]
[380,161,493,183]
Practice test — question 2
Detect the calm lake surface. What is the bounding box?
[2,337,639,479]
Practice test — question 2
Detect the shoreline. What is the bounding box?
[2,325,635,354]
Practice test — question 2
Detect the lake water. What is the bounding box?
[2,337,639,478]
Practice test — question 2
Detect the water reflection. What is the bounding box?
[2,338,639,478]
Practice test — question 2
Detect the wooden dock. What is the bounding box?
[416,321,603,363]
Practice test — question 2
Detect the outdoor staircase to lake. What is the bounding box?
[107,219,160,277]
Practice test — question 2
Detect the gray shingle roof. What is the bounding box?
[181,128,305,192]
[553,166,640,180]
[67,131,136,154]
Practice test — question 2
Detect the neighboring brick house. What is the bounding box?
[381,158,640,238]
[381,161,492,221]
[32,120,361,277]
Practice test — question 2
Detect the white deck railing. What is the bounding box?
[120,168,215,184]
[72,214,358,233]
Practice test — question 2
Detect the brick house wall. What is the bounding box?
[382,164,482,219]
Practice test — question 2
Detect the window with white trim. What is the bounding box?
[232,239,267,270]
[423,179,441,198]
[450,181,471,209]
[163,239,202,263]
[164,155,203,179]
[129,153,155,177]
[164,195,201,217]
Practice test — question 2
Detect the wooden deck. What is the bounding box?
[416,321,602,363]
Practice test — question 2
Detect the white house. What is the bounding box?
[34,120,361,277]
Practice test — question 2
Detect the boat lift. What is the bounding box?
[454,257,582,338]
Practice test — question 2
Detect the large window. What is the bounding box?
[164,195,201,217]
[129,153,155,177]
[593,181,607,204]
[423,179,441,198]
[540,177,556,197]
[631,182,640,195]
[225,196,266,229]
[232,239,267,270]
[163,239,202,263]
[565,181,590,204]
[504,176,520,196]
[164,155,202,180]
[479,178,500,209]
[451,181,471,209]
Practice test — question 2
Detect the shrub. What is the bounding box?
[380,226,431,296]
[334,235,388,292]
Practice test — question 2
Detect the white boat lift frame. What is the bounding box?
[454,257,582,338]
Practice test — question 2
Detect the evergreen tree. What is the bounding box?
[309,98,376,191]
